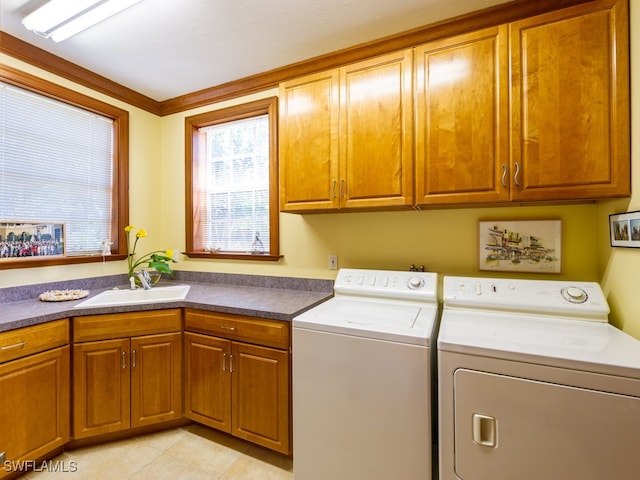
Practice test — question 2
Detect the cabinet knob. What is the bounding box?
[501,164,507,188]
[514,161,521,187]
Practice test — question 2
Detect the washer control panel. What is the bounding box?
[443,276,609,321]
[334,268,437,302]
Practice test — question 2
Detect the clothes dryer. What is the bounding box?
[438,276,640,480]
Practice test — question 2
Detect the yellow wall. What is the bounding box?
[597,1,640,337]
[2,3,639,338]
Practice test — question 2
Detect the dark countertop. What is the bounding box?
[0,274,334,333]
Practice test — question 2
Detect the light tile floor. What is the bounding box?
[18,425,293,479]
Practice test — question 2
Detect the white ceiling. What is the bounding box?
[0,0,511,102]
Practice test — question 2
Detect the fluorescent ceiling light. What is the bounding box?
[22,0,143,42]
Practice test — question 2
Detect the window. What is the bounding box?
[0,66,129,269]
[185,97,280,260]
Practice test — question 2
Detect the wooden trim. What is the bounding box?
[2,0,594,116]
[267,97,280,255]
[0,32,161,115]
[184,97,280,259]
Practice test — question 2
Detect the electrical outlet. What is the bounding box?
[328,254,338,270]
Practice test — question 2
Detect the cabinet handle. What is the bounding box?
[472,413,497,448]
[122,351,127,369]
[514,161,521,187]
[339,178,345,198]
[132,350,137,368]
[229,353,234,373]
[331,180,337,199]
[220,325,236,331]
[501,164,507,188]
[0,341,26,351]
[222,352,227,372]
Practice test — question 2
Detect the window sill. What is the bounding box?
[184,252,283,262]
[0,253,127,270]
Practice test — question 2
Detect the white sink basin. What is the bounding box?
[74,285,191,308]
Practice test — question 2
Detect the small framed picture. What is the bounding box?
[609,211,640,248]
[479,219,562,273]
[0,221,65,259]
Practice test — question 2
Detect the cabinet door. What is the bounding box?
[279,69,340,212]
[340,49,414,209]
[510,0,629,201]
[231,341,290,454]
[0,346,70,473]
[184,333,232,432]
[131,333,183,428]
[415,26,509,205]
[73,339,130,438]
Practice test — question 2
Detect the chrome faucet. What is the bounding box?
[133,270,152,290]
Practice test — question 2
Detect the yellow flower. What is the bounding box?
[125,226,175,279]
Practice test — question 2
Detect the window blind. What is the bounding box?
[199,114,270,254]
[0,82,114,255]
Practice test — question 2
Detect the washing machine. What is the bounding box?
[438,276,640,480]
[293,268,439,480]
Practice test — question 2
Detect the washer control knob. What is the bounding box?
[408,276,424,289]
[562,286,588,304]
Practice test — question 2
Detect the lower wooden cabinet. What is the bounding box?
[2,308,289,459]
[184,333,231,432]
[0,320,70,479]
[72,310,183,439]
[231,341,289,453]
[184,309,291,454]
[72,338,130,438]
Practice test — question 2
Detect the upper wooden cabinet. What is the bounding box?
[509,0,629,202]
[281,0,629,210]
[279,69,339,211]
[415,0,628,206]
[280,49,414,212]
[415,25,509,206]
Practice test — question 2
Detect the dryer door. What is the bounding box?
[453,368,640,480]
